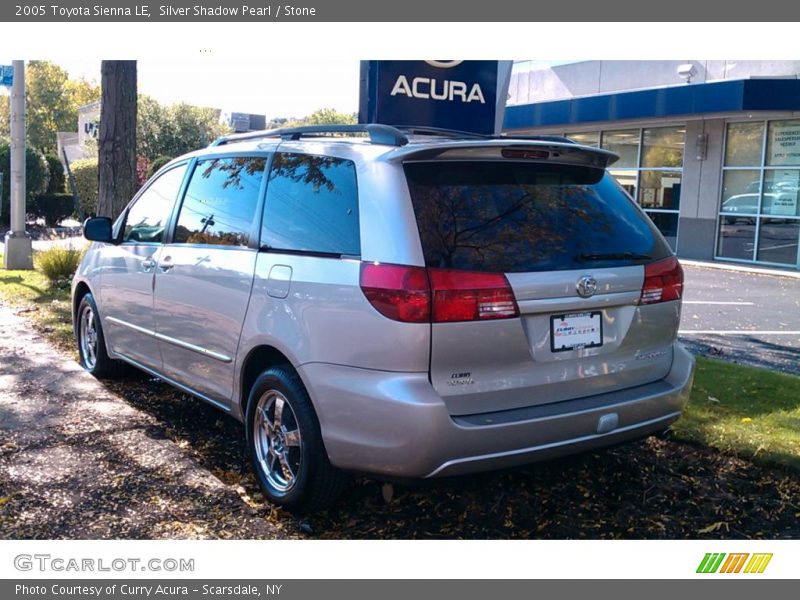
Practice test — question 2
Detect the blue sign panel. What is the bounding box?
[0,65,13,87]
[360,61,499,134]
[504,79,800,129]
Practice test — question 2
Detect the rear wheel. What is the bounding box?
[246,366,345,513]
[76,293,126,379]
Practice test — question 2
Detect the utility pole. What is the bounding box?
[3,60,32,270]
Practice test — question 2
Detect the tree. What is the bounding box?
[0,142,50,226]
[305,108,357,125]
[137,95,230,162]
[97,61,136,219]
[271,108,357,129]
[0,61,100,154]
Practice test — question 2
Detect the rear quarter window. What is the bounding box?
[404,161,671,272]
[261,152,360,256]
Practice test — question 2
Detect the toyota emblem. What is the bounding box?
[576,275,598,298]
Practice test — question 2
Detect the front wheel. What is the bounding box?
[246,366,345,513]
[75,293,126,379]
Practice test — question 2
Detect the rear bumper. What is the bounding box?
[300,341,695,479]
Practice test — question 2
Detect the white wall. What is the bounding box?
[509,60,800,105]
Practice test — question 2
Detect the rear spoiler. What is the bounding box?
[386,140,619,170]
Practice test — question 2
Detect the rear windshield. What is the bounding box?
[404,161,671,273]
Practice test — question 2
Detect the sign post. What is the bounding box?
[3,60,33,270]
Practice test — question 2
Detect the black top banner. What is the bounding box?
[3,0,800,21]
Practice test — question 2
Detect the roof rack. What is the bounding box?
[210,124,410,147]
[209,124,580,148]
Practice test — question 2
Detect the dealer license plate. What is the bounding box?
[550,311,603,352]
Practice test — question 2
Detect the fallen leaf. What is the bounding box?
[382,483,394,504]
[697,522,727,534]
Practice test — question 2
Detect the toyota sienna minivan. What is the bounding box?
[72,124,695,513]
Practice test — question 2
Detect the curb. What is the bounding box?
[680,259,800,280]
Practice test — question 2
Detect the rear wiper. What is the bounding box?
[576,252,652,261]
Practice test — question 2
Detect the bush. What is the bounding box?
[45,154,66,194]
[147,155,172,179]
[70,158,98,217]
[30,193,75,227]
[36,246,83,285]
[0,142,50,226]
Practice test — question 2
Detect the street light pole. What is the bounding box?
[3,59,33,270]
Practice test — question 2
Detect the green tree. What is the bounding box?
[0,61,100,154]
[274,108,358,129]
[137,95,231,161]
[0,142,50,226]
[305,108,357,125]
[44,154,66,194]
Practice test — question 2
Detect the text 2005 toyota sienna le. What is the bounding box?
[72,124,695,513]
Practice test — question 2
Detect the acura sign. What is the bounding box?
[359,60,511,135]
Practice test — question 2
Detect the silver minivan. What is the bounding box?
[72,125,695,513]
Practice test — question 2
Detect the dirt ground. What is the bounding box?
[1,301,799,539]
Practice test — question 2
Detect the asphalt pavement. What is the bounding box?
[679,264,800,375]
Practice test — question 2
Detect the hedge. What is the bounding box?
[146,155,173,179]
[29,193,75,227]
[70,158,98,217]
[0,142,50,226]
[45,154,67,195]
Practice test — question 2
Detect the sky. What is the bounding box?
[1,59,362,120]
[0,59,581,120]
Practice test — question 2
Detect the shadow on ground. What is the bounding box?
[99,374,800,539]
[680,336,800,376]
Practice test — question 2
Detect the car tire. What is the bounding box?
[246,365,345,513]
[75,292,127,379]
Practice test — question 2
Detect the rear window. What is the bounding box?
[404,161,671,273]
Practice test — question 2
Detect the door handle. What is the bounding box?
[141,258,156,272]
[158,256,174,273]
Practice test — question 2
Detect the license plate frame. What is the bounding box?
[550,311,603,353]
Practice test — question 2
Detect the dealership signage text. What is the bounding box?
[390,75,486,104]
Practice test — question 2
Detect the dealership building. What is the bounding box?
[503,60,800,270]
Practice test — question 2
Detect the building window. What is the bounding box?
[566,126,685,248]
[599,127,685,248]
[565,131,599,147]
[717,119,800,267]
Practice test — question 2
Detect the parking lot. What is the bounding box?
[679,264,800,374]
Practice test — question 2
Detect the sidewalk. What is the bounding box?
[680,258,800,279]
[0,235,87,254]
[0,301,281,539]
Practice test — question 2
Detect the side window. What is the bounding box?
[123,164,188,243]
[262,152,360,255]
[174,156,266,247]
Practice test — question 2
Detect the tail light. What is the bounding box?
[360,263,430,323]
[360,263,519,323]
[428,268,519,322]
[640,256,684,305]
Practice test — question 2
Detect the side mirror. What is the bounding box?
[83,217,114,243]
